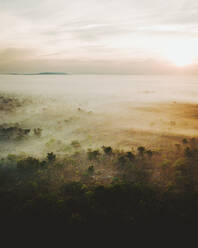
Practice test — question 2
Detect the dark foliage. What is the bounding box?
[17,157,41,171]
[137,146,145,156]
[0,124,30,140]
[102,146,113,155]
[1,139,198,227]
[47,152,56,162]
[87,150,100,161]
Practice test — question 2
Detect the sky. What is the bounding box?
[0,0,198,74]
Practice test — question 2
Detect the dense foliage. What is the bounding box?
[1,138,198,226]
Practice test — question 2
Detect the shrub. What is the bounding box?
[71,140,81,149]
[17,157,41,171]
[102,146,113,155]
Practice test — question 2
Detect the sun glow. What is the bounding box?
[162,40,198,67]
[168,52,195,67]
[165,47,197,67]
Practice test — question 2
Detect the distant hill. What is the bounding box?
[5,72,68,75]
[35,72,68,75]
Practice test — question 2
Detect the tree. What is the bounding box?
[184,147,193,158]
[17,157,40,171]
[47,152,56,162]
[118,155,127,166]
[102,146,113,155]
[126,152,135,161]
[173,158,196,191]
[138,146,145,157]
[182,138,188,145]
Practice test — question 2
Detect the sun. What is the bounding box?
[169,54,194,67]
[166,49,196,67]
[162,40,197,67]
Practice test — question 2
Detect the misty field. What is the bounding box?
[1,74,198,225]
[1,74,198,155]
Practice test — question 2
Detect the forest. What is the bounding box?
[1,91,198,226]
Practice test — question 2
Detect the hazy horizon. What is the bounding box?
[1,0,198,74]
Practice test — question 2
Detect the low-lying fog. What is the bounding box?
[1,74,198,157]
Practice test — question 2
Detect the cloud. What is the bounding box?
[0,0,198,73]
[0,48,35,61]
